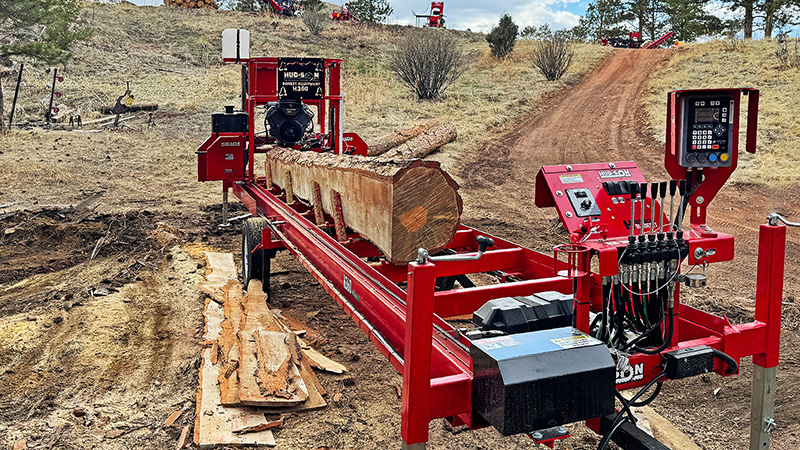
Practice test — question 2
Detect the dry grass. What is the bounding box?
[644,40,800,184]
[0,2,611,213]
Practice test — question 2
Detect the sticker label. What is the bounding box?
[550,334,595,349]
[598,169,632,179]
[221,141,240,147]
[343,274,359,302]
[616,362,645,384]
[559,174,584,184]
[474,335,520,351]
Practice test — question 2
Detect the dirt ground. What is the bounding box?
[2,47,799,450]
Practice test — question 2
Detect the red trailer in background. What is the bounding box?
[415,2,445,28]
[332,3,357,21]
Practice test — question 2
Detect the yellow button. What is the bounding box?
[719,153,729,162]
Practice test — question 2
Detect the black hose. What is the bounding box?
[631,306,674,355]
[712,348,739,375]
[598,373,668,450]
[630,381,663,407]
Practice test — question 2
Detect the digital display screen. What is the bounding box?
[694,108,719,123]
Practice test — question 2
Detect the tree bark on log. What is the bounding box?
[265,148,462,264]
[377,122,457,160]
[366,119,441,156]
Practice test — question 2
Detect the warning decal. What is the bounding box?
[550,334,595,349]
[474,335,520,351]
[277,58,325,100]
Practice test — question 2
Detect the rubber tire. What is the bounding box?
[242,217,269,291]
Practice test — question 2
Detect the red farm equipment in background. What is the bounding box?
[332,3,357,21]
[414,2,445,28]
[602,31,677,49]
[260,0,302,16]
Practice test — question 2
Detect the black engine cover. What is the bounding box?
[471,327,615,436]
[472,291,574,334]
[266,100,313,145]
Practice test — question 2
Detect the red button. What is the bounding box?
[712,144,719,150]
[692,145,697,149]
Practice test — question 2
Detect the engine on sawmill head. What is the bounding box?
[265,99,315,146]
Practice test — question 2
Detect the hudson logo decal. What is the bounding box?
[616,362,644,384]
[599,169,631,179]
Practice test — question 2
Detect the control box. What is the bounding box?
[678,95,735,168]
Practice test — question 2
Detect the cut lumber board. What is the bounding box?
[195,298,276,448]
[273,309,324,344]
[366,119,441,156]
[217,280,245,405]
[298,338,347,374]
[642,406,703,450]
[200,252,238,303]
[266,149,462,263]
[237,280,308,406]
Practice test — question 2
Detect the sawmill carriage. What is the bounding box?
[196,29,791,449]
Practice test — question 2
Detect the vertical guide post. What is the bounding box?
[750,223,786,449]
[46,68,57,125]
[9,63,23,128]
[401,259,435,450]
[220,181,230,228]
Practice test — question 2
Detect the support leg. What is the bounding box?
[401,261,435,447]
[750,365,777,450]
[219,188,230,228]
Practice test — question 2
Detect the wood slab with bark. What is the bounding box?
[266,149,462,263]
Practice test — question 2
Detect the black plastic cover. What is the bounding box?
[471,327,615,436]
[472,291,574,334]
[212,106,248,133]
[665,346,714,380]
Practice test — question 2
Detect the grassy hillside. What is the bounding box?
[1,1,611,213]
[644,39,800,184]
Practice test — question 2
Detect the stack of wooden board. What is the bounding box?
[194,252,345,448]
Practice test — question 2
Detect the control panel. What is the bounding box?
[565,188,601,217]
[678,95,735,168]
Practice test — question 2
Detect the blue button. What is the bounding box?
[709,153,718,162]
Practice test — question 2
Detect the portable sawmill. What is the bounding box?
[196,29,790,449]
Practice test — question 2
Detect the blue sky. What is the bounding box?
[127,0,588,32]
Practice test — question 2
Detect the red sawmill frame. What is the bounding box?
[230,165,785,446]
[201,50,785,446]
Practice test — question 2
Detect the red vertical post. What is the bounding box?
[574,251,591,333]
[402,260,436,447]
[753,224,786,368]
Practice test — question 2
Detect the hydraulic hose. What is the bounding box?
[712,349,739,375]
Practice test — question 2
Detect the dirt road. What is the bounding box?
[458,49,800,450]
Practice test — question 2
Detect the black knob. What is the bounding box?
[581,199,592,210]
[476,235,494,253]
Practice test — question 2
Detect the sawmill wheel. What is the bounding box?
[242,217,270,293]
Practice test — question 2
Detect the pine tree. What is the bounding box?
[486,14,518,59]
[348,0,393,24]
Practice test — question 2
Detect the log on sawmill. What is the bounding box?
[366,119,441,156]
[266,148,463,264]
[377,121,457,160]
